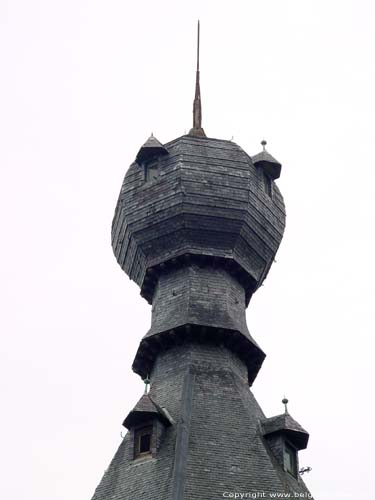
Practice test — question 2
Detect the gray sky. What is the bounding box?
[1,1,374,499]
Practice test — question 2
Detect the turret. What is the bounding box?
[91,22,313,500]
[112,132,285,385]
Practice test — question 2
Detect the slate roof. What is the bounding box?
[135,135,169,164]
[112,135,286,302]
[252,149,281,166]
[123,393,173,429]
[91,344,313,500]
[262,413,309,450]
[252,149,282,180]
[133,265,266,386]
[94,134,315,500]
[112,134,286,386]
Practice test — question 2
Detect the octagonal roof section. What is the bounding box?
[112,134,286,304]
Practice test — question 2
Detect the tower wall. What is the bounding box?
[134,264,265,385]
[148,265,249,338]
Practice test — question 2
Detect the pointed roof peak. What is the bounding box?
[141,134,163,149]
[123,392,173,429]
[189,20,206,138]
[135,134,169,164]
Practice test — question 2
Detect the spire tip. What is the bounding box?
[189,21,206,137]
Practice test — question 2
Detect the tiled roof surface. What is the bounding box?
[123,393,172,429]
[262,413,309,450]
[91,344,313,500]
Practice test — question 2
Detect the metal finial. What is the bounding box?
[196,19,200,73]
[144,375,151,394]
[193,20,202,130]
[282,396,289,414]
[189,20,206,137]
[261,139,267,151]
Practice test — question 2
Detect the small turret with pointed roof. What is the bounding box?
[262,398,310,451]
[135,134,169,164]
[252,139,282,179]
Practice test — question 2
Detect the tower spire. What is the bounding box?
[189,20,206,137]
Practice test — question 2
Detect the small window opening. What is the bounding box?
[140,433,151,453]
[144,159,159,182]
[134,426,153,459]
[284,442,297,477]
[263,174,272,198]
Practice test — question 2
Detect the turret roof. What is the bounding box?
[123,393,173,429]
[262,412,309,450]
[135,135,169,164]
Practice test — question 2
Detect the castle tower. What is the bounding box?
[91,24,313,500]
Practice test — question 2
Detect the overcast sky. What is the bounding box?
[1,1,375,499]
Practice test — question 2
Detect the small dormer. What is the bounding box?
[135,134,169,182]
[261,400,309,479]
[123,392,173,460]
[252,140,282,181]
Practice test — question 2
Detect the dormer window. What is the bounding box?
[251,140,282,181]
[135,134,169,183]
[261,407,309,481]
[284,442,297,478]
[123,392,174,462]
[134,425,153,459]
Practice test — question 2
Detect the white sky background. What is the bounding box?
[1,0,374,499]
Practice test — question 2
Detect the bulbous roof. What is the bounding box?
[112,134,285,304]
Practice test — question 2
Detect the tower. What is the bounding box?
[91,23,313,500]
